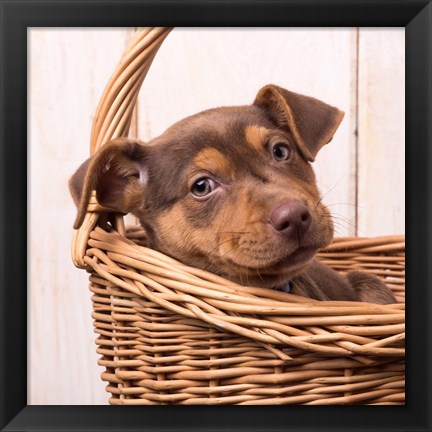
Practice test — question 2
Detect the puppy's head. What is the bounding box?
[70,84,344,287]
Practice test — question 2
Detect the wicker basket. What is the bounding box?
[72,28,405,405]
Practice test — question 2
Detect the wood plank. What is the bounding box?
[28,28,134,405]
[357,29,405,236]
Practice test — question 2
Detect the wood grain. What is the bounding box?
[28,28,135,404]
[357,28,405,236]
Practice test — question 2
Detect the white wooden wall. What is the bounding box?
[28,28,405,405]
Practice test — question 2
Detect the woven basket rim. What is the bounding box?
[84,225,405,360]
[90,225,405,309]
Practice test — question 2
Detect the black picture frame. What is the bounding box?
[1,1,431,431]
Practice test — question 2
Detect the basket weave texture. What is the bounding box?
[72,28,405,405]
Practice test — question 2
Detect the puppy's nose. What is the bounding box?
[269,200,311,237]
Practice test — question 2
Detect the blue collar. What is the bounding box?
[272,281,292,294]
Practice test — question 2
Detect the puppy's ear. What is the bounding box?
[254,84,344,161]
[69,138,148,229]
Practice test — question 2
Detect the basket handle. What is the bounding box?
[72,28,172,268]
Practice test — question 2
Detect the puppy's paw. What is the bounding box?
[347,271,397,304]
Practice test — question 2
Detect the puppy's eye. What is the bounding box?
[272,143,291,161]
[191,177,216,197]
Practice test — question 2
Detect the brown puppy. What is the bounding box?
[70,84,396,304]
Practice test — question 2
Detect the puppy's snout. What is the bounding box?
[269,200,311,237]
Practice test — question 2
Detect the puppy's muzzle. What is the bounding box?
[269,200,312,239]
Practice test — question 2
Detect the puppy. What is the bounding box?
[70,84,396,304]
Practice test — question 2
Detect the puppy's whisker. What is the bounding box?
[331,227,345,237]
[255,267,264,283]
[323,214,351,228]
[330,219,364,236]
[318,211,356,235]
[216,237,241,249]
[229,244,251,286]
[321,212,353,223]
[327,213,366,235]
[324,202,363,209]
[316,176,345,208]
[220,240,246,260]
[331,221,352,233]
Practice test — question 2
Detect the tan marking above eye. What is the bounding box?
[244,125,270,152]
[192,148,232,178]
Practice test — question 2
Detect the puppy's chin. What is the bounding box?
[217,260,313,288]
[213,247,317,288]
[213,230,335,287]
